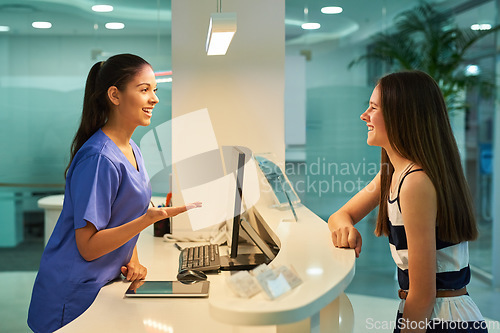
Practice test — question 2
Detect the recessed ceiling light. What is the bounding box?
[0,26,10,32]
[465,64,480,76]
[321,6,343,14]
[301,22,321,30]
[92,5,113,13]
[105,22,125,30]
[471,23,491,31]
[32,22,52,29]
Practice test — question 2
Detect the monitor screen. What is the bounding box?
[219,146,276,270]
[229,146,245,258]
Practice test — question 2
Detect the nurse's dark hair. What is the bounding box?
[65,54,151,177]
[375,70,478,243]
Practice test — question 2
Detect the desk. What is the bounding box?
[0,183,63,247]
[38,194,65,245]
[51,200,355,333]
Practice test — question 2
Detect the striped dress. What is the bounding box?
[388,169,487,333]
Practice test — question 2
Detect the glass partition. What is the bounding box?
[0,1,172,249]
[284,0,497,285]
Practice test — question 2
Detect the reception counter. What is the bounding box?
[39,192,356,332]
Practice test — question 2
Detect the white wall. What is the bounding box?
[171,0,285,163]
[170,0,285,233]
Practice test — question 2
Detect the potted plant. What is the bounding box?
[349,1,499,114]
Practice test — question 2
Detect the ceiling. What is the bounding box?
[0,0,495,46]
[0,0,172,36]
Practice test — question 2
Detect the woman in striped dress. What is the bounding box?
[328,70,487,332]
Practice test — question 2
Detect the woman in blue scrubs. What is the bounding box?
[27,54,201,332]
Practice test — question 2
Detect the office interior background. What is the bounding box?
[1,0,499,332]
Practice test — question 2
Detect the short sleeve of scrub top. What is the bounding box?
[71,153,120,231]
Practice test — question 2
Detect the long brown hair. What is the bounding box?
[65,54,151,177]
[375,70,478,243]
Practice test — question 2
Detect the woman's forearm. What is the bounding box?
[130,245,140,264]
[76,205,193,261]
[328,211,355,231]
[400,295,435,333]
[76,213,153,261]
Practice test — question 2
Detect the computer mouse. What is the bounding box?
[176,269,208,282]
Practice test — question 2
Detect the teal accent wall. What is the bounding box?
[0,35,172,186]
[0,34,172,246]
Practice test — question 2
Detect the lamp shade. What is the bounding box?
[206,12,237,56]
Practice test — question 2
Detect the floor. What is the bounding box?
[1,218,499,332]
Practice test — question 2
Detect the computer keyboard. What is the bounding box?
[178,244,221,272]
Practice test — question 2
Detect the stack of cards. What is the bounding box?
[226,263,303,300]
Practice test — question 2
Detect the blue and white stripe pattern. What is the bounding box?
[388,169,487,332]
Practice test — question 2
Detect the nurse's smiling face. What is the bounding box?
[108,65,159,130]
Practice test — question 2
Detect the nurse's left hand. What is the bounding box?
[121,261,148,281]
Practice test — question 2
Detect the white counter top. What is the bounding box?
[37,194,65,209]
[209,203,355,326]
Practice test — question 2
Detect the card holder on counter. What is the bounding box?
[226,263,303,300]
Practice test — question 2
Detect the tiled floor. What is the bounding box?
[2,219,499,332]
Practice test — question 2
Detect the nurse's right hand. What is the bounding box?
[146,202,203,223]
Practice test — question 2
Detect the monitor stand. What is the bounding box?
[219,253,270,271]
[220,216,276,271]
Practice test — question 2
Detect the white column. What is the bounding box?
[171,0,285,161]
[170,0,285,233]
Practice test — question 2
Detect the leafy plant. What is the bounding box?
[349,1,499,113]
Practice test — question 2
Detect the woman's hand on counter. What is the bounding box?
[121,261,147,281]
[331,225,362,258]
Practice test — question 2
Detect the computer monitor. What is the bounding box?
[219,146,277,271]
[230,147,245,258]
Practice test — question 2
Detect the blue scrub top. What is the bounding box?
[28,129,151,332]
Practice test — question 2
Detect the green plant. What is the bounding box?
[349,1,499,113]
